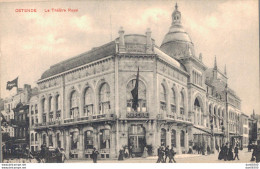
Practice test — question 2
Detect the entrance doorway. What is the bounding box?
[128,124,146,157]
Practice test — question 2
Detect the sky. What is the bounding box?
[0,0,259,115]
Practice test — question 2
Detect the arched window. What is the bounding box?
[209,104,212,115]
[84,130,93,149]
[49,134,53,147]
[42,98,46,123]
[31,105,34,115]
[42,98,46,113]
[180,92,184,115]
[126,79,147,112]
[170,89,176,114]
[99,83,110,114]
[70,91,79,118]
[56,95,61,120]
[100,129,110,149]
[35,133,38,141]
[171,129,176,147]
[161,128,166,146]
[35,104,38,114]
[84,88,94,116]
[42,134,46,144]
[31,133,34,142]
[181,130,185,147]
[56,95,61,110]
[49,96,53,112]
[49,96,53,122]
[57,133,61,148]
[159,84,167,114]
[70,131,79,150]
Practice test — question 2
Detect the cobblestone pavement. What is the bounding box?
[66,149,256,163]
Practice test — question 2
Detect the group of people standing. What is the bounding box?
[118,145,134,160]
[218,143,239,161]
[156,145,176,163]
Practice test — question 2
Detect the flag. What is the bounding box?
[131,67,139,111]
[6,77,18,90]
[0,112,7,123]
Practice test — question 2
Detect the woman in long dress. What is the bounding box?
[118,148,124,161]
[142,147,148,158]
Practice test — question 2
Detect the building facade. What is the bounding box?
[241,113,249,147]
[29,4,244,159]
[2,84,37,153]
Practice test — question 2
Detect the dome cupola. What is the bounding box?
[160,3,195,60]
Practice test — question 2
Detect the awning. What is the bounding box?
[193,125,211,136]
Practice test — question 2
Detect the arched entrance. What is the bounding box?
[128,124,146,157]
[161,128,166,146]
[194,97,203,125]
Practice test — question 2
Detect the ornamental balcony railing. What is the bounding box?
[126,112,149,118]
[63,113,116,124]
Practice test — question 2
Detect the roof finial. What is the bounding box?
[224,64,227,75]
[175,2,178,10]
[214,56,217,69]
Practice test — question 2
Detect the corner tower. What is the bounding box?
[160,3,195,60]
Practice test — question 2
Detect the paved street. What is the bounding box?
[66,149,256,163]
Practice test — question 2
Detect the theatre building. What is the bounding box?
[30,4,243,159]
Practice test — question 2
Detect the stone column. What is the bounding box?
[65,130,70,158]
[110,130,117,158]
[185,131,189,153]
[166,130,171,147]
[176,130,181,154]
[78,128,84,158]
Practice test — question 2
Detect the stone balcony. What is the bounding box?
[157,114,192,123]
[33,114,116,129]
[126,112,149,118]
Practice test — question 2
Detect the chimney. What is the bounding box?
[118,26,125,53]
[146,28,152,53]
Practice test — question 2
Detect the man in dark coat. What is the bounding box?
[223,143,228,161]
[164,146,169,162]
[233,145,239,160]
[129,145,133,158]
[156,146,162,163]
[169,147,176,163]
[92,147,99,163]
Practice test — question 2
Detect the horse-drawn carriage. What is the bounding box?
[33,147,63,163]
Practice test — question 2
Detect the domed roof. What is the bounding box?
[161,25,192,45]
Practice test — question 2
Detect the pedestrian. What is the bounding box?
[233,145,239,160]
[124,146,129,158]
[216,144,219,153]
[251,145,257,162]
[92,147,99,163]
[161,146,165,163]
[207,145,211,155]
[156,146,162,163]
[256,141,260,163]
[223,143,228,161]
[118,148,124,161]
[164,145,169,162]
[227,147,234,161]
[142,146,148,158]
[218,144,224,160]
[129,145,133,158]
[169,147,176,163]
